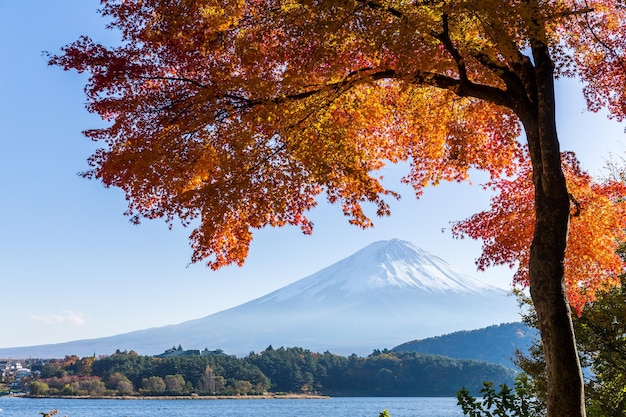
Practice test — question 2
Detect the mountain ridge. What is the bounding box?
[393,322,537,368]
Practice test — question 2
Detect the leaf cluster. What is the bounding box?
[453,150,626,313]
[457,376,543,417]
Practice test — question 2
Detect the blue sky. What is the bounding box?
[1,1,623,349]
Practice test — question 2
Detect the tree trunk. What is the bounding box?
[529,165,586,417]
[522,41,586,417]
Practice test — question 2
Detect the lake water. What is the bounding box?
[0,396,465,417]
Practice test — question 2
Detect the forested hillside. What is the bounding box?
[393,323,536,368]
[23,346,515,397]
[248,346,515,396]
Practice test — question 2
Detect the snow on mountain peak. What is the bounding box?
[260,239,505,303]
[342,239,499,293]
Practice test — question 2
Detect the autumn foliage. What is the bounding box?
[452,151,626,313]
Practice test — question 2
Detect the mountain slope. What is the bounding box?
[0,239,521,358]
[393,322,537,368]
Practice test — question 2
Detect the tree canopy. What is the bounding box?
[52,0,624,269]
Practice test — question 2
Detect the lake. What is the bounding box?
[0,396,465,417]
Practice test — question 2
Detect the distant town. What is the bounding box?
[1,359,38,393]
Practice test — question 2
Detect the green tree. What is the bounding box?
[29,381,50,396]
[572,267,626,416]
[105,372,135,395]
[141,376,166,394]
[116,378,135,395]
[40,363,64,379]
[106,372,130,390]
[457,375,543,417]
[234,380,253,395]
[79,379,107,396]
[246,346,319,393]
[92,350,156,388]
[164,374,186,393]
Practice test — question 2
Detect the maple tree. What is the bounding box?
[50,1,626,416]
[452,150,626,314]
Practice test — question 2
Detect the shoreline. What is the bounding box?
[20,393,331,400]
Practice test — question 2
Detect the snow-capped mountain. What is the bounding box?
[258,239,501,303]
[0,239,520,358]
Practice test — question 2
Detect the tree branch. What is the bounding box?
[431,14,468,84]
[355,0,405,19]
[225,66,515,116]
[145,65,514,123]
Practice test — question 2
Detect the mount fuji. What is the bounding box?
[0,239,521,358]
